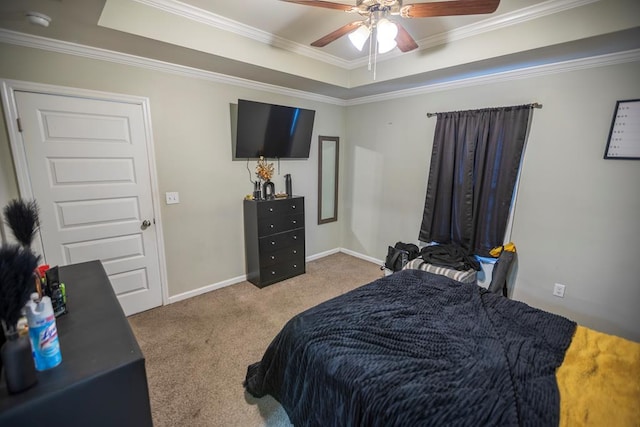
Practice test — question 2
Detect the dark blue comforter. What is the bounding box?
[244,269,576,426]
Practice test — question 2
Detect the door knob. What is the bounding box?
[142,219,152,229]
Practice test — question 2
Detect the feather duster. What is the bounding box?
[0,245,40,328]
[3,199,40,248]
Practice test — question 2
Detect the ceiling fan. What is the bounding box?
[281,0,501,53]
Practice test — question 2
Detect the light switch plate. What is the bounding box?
[165,192,180,205]
[553,283,565,298]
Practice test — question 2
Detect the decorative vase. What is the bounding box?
[262,180,275,199]
[0,325,38,394]
[285,174,292,197]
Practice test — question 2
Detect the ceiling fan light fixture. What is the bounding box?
[287,0,503,78]
[348,24,371,51]
[376,18,398,53]
[377,38,397,54]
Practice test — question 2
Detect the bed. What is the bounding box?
[244,269,640,426]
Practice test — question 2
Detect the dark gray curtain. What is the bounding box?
[419,105,532,256]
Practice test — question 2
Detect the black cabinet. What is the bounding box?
[244,196,305,288]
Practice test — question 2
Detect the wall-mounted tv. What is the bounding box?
[235,99,315,159]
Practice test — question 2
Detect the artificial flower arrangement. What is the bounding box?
[255,156,274,182]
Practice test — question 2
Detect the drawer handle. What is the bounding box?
[271,241,275,245]
[292,220,297,224]
[271,271,276,275]
[269,208,274,212]
[293,236,297,240]
[270,224,274,228]
[293,250,297,254]
[292,205,296,209]
[271,255,275,260]
[293,264,297,268]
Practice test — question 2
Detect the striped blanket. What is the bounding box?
[403,258,477,283]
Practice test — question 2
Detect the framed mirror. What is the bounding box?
[318,136,339,224]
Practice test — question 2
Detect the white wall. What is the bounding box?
[0,43,345,298]
[1,41,638,343]
[343,60,640,342]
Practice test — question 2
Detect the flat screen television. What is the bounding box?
[235,99,315,159]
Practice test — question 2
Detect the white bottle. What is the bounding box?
[24,293,62,371]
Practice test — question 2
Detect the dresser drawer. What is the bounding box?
[257,198,304,218]
[259,228,304,253]
[259,254,305,286]
[258,213,304,236]
[259,244,304,267]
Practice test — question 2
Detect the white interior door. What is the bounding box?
[13,90,163,316]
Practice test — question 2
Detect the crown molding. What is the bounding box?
[420,0,599,49]
[134,0,602,70]
[132,0,352,69]
[351,0,600,68]
[0,29,346,105]
[345,48,640,105]
[1,28,636,107]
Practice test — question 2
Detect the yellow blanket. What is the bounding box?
[557,326,640,426]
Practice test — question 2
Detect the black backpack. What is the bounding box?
[384,242,420,272]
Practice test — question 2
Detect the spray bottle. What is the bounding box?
[24,293,62,371]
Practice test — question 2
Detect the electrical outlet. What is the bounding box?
[553,283,565,298]
[165,192,180,205]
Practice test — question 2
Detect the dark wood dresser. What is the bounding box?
[243,196,305,288]
[0,260,152,427]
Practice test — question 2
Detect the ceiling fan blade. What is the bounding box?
[281,0,357,12]
[395,23,418,52]
[311,21,362,47]
[401,0,500,18]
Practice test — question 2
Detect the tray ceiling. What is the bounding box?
[1,0,639,101]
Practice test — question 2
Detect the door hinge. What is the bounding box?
[153,218,156,224]
[17,117,23,132]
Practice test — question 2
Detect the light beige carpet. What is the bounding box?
[128,253,382,427]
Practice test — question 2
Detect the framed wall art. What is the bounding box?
[604,99,640,160]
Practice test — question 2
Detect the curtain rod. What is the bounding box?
[426,102,543,118]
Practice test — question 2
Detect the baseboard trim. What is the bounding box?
[339,248,383,267]
[166,247,382,305]
[306,247,340,261]
[167,274,247,304]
